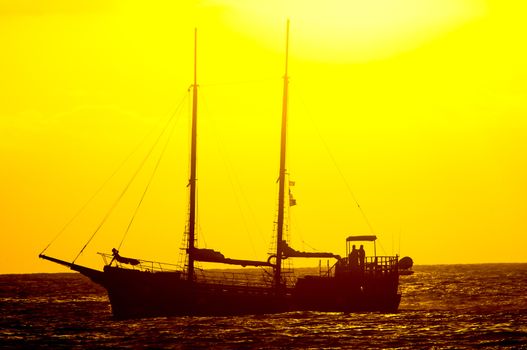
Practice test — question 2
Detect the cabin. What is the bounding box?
[293,235,400,312]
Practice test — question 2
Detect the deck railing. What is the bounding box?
[194,268,274,289]
[98,253,181,273]
[355,256,399,275]
[98,252,274,288]
[321,255,399,277]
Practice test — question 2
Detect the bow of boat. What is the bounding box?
[39,254,105,285]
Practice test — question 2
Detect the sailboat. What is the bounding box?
[40,23,401,318]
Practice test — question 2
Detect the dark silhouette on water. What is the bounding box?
[398,256,414,275]
[40,22,402,318]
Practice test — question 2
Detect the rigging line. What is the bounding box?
[296,88,376,234]
[377,239,388,256]
[197,218,206,248]
[195,186,207,248]
[288,209,311,251]
[287,182,329,253]
[301,240,323,252]
[39,92,189,256]
[117,97,185,251]
[72,94,189,264]
[199,90,260,257]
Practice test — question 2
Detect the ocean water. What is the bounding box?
[1,264,526,349]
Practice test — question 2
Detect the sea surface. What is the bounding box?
[1,264,526,349]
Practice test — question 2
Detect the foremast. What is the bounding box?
[187,28,198,282]
[274,20,290,290]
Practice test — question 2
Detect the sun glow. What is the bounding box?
[215,0,487,61]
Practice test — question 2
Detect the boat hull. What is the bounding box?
[40,254,401,317]
[87,266,400,318]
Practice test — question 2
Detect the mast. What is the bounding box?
[274,20,290,290]
[187,28,198,282]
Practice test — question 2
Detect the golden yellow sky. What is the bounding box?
[1,0,526,273]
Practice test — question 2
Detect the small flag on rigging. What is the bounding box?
[289,189,297,206]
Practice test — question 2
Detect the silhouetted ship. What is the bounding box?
[40,22,401,318]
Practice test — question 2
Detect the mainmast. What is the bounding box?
[187,28,198,282]
[274,20,290,290]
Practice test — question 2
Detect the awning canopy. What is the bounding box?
[346,235,377,242]
[192,248,272,267]
[282,241,340,259]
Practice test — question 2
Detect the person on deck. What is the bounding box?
[349,245,359,268]
[358,245,366,270]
